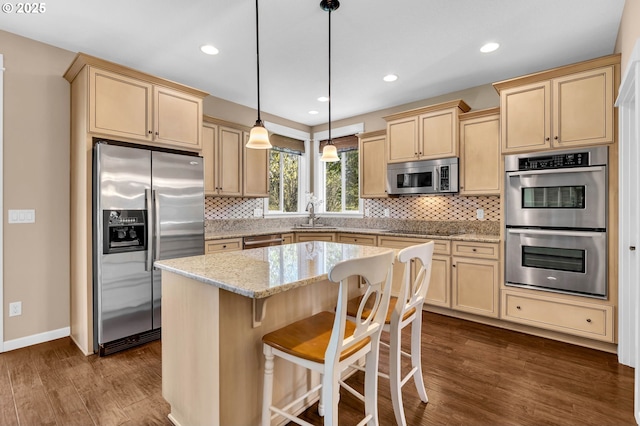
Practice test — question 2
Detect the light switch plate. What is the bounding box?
[8,209,36,224]
[476,209,485,219]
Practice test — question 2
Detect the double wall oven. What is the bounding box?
[505,147,608,299]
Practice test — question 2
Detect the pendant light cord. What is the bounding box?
[328,7,332,143]
[255,0,262,123]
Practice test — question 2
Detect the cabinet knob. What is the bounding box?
[472,248,477,252]
[452,264,456,268]
[554,136,559,140]
[148,130,152,134]
[545,137,550,141]
[222,245,227,249]
[630,246,636,251]
[419,152,423,156]
[516,305,521,310]
[586,318,592,323]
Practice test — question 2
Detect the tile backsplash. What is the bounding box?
[205,195,500,222]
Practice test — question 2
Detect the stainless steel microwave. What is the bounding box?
[387,157,459,195]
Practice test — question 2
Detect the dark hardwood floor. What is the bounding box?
[0,313,634,425]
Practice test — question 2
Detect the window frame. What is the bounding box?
[313,123,364,216]
[262,122,310,217]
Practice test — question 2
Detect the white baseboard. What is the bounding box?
[2,327,70,352]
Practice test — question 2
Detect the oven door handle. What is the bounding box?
[507,228,605,238]
[506,166,605,177]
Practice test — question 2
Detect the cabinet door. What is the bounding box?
[500,81,552,153]
[552,66,614,147]
[387,116,419,163]
[202,125,217,195]
[218,126,243,197]
[154,86,202,149]
[425,255,451,308]
[89,67,152,141]
[420,108,458,159]
[360,134,388,198]
[459,113,501,195]
[451,257,499,317]
[243,132,269,197]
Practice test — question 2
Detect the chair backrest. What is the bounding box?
[326,249,395,364]
[394,241,435,322]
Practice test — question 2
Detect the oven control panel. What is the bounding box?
[518,151,589,170]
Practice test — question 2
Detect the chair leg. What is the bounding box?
[364,348,380,426]
[318,373,324,417]
[410,316,428,403]
[389,325,407,426]
[262,345,275,426]
[322,368,340,426]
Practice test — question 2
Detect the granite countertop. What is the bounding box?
[155,241,394,299]
[205,226,500,243]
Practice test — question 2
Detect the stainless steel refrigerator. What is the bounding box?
[93,142,204,355]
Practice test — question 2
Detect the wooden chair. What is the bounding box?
[261,249,395,426]
[345,241,435,426]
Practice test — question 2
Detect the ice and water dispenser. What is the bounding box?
[103,209,147,254]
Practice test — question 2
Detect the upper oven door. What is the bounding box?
[505,166,606,229]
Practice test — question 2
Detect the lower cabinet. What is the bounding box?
[451,241,500,318]
[281,233,294,245]
[337,233,377,246]
[205,238,242,254]
[501,289,615,342]
[296,232,336,243]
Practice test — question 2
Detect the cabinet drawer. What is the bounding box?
[337,233,377,246]
[281,233,294,245]
[205,238,242,254]
[296,233,336,242]
[377,236,449,255]
[452,241,498,259]
[501,290,614,342]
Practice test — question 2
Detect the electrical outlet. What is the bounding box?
[9,301,22,317]
[384,208,390,218]
[477,209,485,219]
[364,208,370,217]
[253,208,263,218]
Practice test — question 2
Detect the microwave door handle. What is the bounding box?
[507,228,604,238]
[154,189,161,268]
[145,189,153,271]
[434,166,440,192]
[507,166,605,178]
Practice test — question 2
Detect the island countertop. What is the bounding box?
[155,241,394,299]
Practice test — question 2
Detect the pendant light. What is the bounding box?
[319,0,340,162]
[246,0,272,149]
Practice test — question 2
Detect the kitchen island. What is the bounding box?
[155,241,394,426]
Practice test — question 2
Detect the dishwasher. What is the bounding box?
[242,234,284,249]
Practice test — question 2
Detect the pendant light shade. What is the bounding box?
[246,0,272,149]
[319,0,340,162]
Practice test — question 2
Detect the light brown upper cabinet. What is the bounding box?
[493,54,619,154]
[458,108,501,195]
[384,100,470,163]
[202,121,242,197]
[202,117,269,198]
[358,130,388,198]
[243,132,269,198]
[64,54,206,151]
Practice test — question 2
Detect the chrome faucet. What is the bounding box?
[305,201,316,226]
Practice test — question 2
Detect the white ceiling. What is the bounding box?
[0,0,625,126]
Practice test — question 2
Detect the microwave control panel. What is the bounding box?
[518,151,589,170]
[439,166,450,191]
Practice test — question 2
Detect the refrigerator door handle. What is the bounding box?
[154,189,161,268]
[145,189,153,271]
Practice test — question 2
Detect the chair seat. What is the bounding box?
[262,311,370,364]
[346,295,416,324]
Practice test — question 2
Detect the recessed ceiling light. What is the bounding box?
[308,110,319,115]
[200,44,219,55]
[480,42,500,53]
[317,96,329,102]
[383,74,398,82]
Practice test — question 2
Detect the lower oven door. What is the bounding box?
[505,228,607,299]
